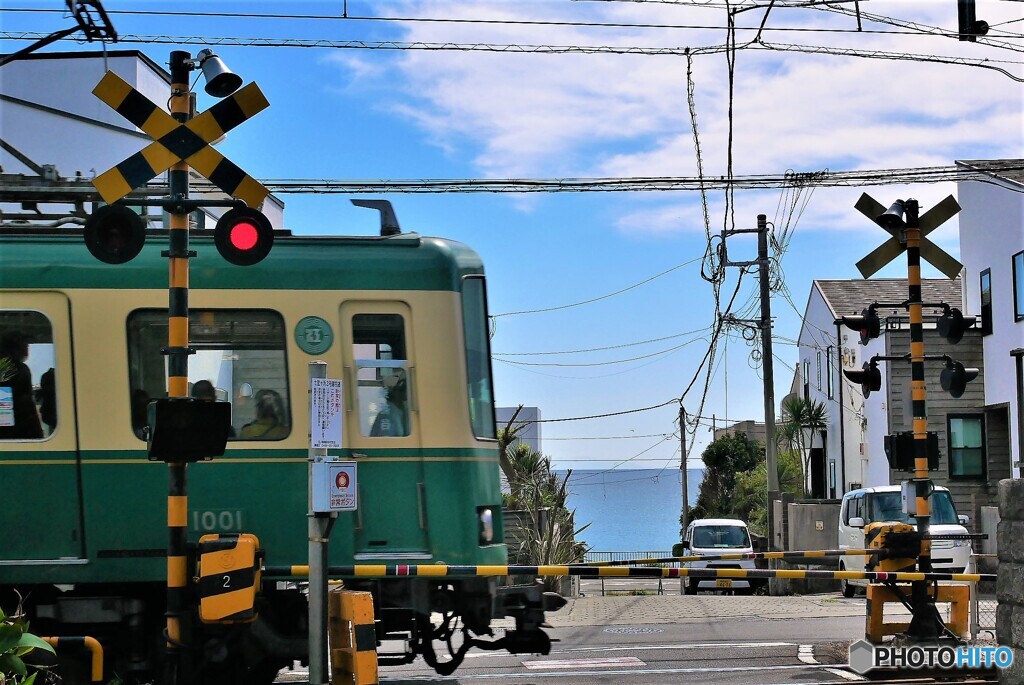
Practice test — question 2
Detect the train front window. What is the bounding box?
[0,311,55,440]
[127,310,290,440]
[462,277,496,439]
[353,314,411,437]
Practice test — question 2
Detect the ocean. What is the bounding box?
[557,468,704,553]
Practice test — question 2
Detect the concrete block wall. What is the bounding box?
[997,479,1024,684]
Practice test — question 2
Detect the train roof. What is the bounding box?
[0,231,485,292]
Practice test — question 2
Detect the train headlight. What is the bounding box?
[478,507,494,545]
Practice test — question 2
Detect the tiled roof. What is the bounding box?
[814,277,962,318]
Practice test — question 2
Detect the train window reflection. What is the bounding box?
[353,314,410,438]
[0,311,55,440]
[462,277,496,439]
[127,309,290,440]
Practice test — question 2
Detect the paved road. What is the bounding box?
[276,591,883,684]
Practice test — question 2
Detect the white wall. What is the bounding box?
[1,52,284,228]
[958,174,1024,476]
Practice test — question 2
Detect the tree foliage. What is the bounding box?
[778,396,829,497]
[732,449,804,536]
[503,442,590,590]
[686,432,762,528]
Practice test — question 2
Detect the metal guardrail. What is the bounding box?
[584,551,671,564]
[969,553,997,642]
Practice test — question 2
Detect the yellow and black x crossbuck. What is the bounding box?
[91,70,269,208]
[854,192,962,278]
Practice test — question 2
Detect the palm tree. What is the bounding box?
[778,395,829,497]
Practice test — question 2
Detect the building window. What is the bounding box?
[826,346,834,399]
[947,414,985,479]
[817,350,822,391]
[980,268,993,335]
[1013,251,1024,322]
[803,359,810,400]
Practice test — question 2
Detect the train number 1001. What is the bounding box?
[191,510,244,532]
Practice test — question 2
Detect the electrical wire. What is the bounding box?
[492,256,702,317]
[491,325,713,356]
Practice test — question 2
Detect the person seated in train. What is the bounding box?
[240,388,288,439]
[0,330,43,440]
[370,373,409,437]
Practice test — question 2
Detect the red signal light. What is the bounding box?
[229,221,259,251]
[214,207,273,266]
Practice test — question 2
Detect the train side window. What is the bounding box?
[0,311,55,440]
[462,277,496,439]
[127,310,290,440]
[353,314,410,438]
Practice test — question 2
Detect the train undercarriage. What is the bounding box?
[4,577,564,684]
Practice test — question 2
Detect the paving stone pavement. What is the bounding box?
[539,593,914,627]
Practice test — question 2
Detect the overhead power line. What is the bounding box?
[216,163,1024,194]
[2,6,994,39]
[1,32,1020,80]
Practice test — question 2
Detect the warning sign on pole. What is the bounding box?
[310,377,343,449]
[312,460,358,512]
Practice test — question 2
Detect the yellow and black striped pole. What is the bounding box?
[164,50,194,685]
[903,199,945,640]
[904,199,931,573]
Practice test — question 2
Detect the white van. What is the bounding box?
[677,518,763,595]
[837,485,972,597]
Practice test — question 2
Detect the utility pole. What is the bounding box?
[720,214,780,548]
[680,405,689,531]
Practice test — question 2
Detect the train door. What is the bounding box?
[0,293,83,561]
[340,302,430,557]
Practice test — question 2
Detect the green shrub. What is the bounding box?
[0,596,55,684]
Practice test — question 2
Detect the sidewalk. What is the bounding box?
[544,593,874,627]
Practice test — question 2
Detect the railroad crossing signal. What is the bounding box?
[853,193,963,279]
[91,70,270,208]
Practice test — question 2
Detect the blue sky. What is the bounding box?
[4,0,1022,472]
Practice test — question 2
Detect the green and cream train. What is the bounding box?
[0,220,552,683]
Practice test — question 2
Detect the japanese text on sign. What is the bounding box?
[310,377,343,448]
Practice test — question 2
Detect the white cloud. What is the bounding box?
[328,0,1023,226]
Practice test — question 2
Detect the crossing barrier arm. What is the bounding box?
[262,564,993,584]
[571,548,883,567]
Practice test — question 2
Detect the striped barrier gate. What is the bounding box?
[264,564,993,584]
[571,549,884,567]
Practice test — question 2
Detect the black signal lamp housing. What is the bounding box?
[936,307,977,344]
[147,397,231,462]
[940,360,979,399]
[84,204,147,264]
[214,206,274,266]
[840,308,882,346]
[843,361,882,398]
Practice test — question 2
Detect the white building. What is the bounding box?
[495,406,542,454]
[796,279,974,495]
[957,160,1024,478]
[1,50,284,227]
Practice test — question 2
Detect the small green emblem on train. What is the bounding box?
[295,316,334,354]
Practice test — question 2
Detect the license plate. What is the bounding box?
[715,579,733,588]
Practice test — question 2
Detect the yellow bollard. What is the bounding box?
[328,589,379,685]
